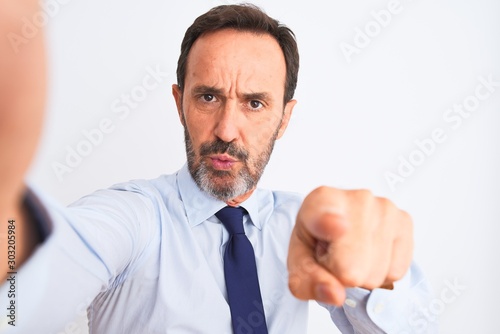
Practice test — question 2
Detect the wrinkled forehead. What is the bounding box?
[184,29,287,97]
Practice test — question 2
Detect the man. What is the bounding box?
[0,2,436,333]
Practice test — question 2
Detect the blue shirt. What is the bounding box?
[0,164,437,333]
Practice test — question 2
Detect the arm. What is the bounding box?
[0,183,160,333]
[0,0,47,281]
[320,262,438,333]
[0,12,159,330]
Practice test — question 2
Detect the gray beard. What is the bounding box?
[183,124,280,202]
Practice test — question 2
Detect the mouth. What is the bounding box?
[208,154,238,170]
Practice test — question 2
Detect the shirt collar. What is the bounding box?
[177,163,262,230]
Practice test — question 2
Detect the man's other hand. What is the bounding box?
[0,0,46,280]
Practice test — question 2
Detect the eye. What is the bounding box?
[249,100,263,110]
[202,94,216,102]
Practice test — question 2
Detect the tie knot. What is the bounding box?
[216,206,245,235]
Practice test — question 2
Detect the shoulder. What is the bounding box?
[70,171,179,213]
[256,188,304,218]
[111,171,178,196]
[271,190,304,209]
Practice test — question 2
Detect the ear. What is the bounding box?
[172,84,185,126]
[276,99,297,140]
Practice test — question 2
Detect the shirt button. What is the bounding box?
[344,298,357,308]
[373,303,385,314]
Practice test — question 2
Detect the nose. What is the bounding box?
[213,100,240,143]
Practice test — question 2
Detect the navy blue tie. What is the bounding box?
[216,206,268,334]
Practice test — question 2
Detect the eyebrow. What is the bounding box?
[191,85,224,96]
[242,92,272,102]
[191,85,272,102]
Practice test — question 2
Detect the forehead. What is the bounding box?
[184,29,286,95]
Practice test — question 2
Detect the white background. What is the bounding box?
[26,0,499,333]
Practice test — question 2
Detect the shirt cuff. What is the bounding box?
[342,262,439,333]
[23,186,53,242]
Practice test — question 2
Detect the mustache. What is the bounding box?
[199,139,249,161]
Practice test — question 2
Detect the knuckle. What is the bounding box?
[376,197,398,221]
[348,189,374,205]
[288,275,302,296]
[301,257,317,275]
[386,266,407,283]
[400,210,413,225]
[376,196,394,209]
[399,210,414,233]
[354,188,373,199]
[311,185,333,198]
[336,267,365,288]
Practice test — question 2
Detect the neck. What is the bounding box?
[225,187,255,207]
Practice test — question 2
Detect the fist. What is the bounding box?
[287,186,413,306]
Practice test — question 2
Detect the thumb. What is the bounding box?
[296,186,350,243]
[304,211,348,245]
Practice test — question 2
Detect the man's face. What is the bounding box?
[173,29,296,202]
